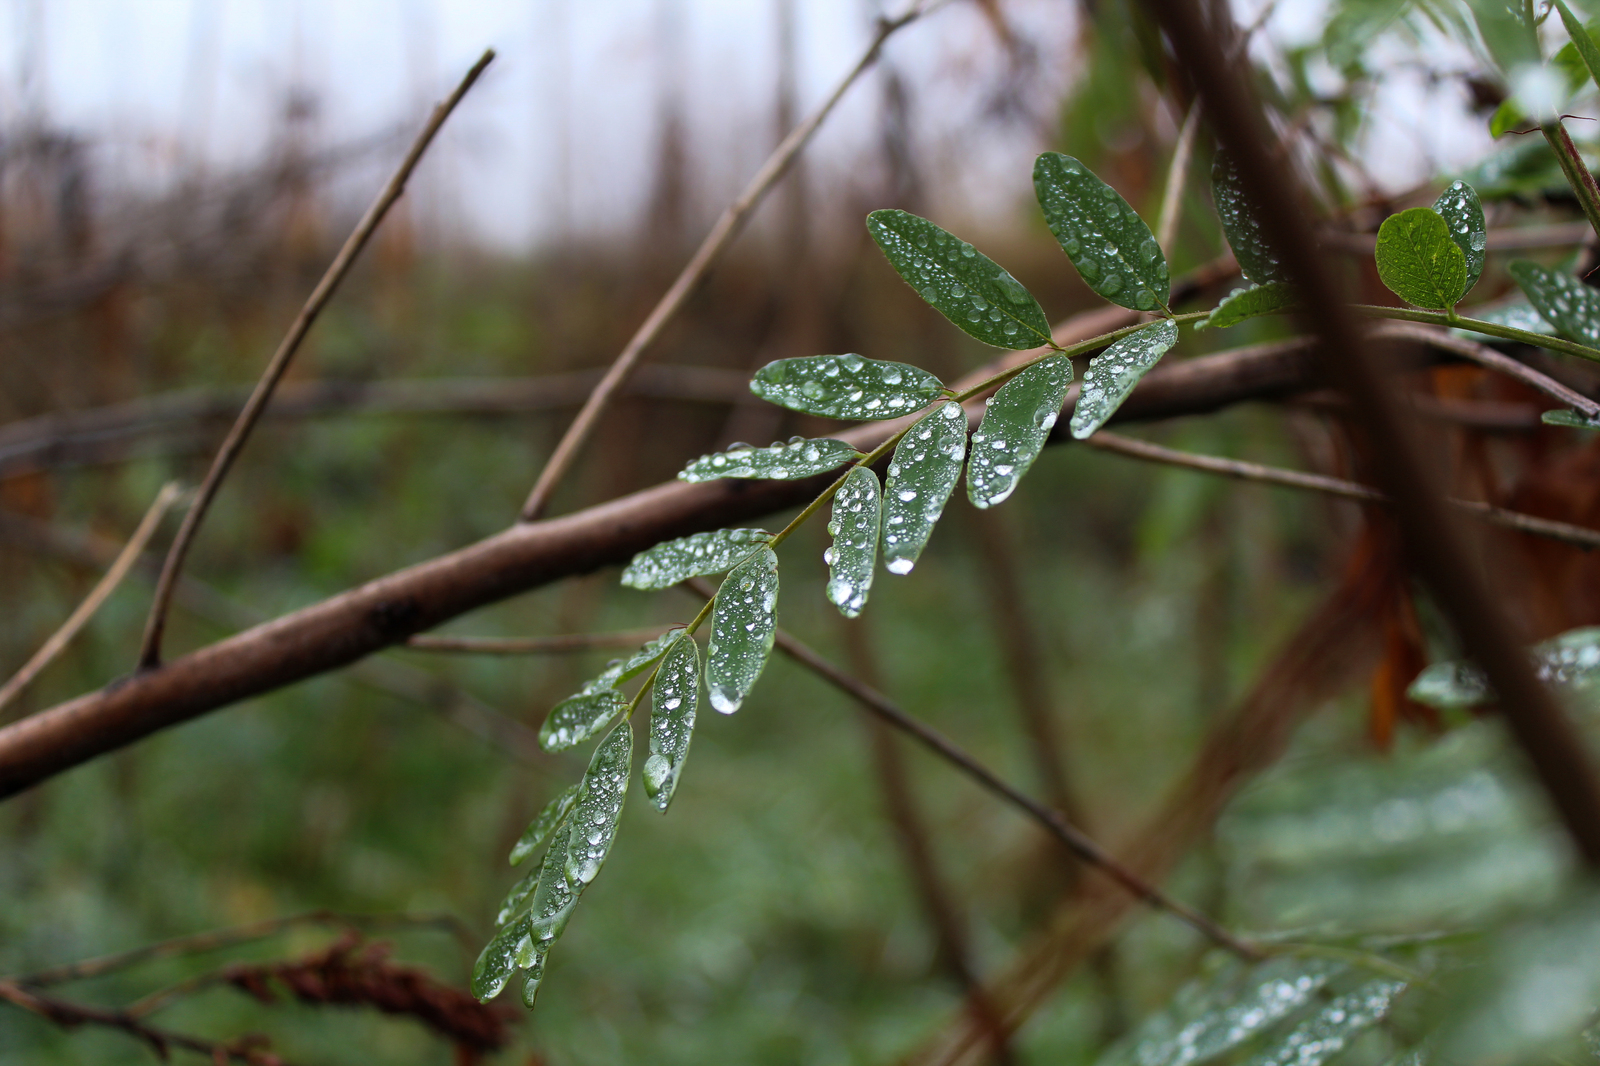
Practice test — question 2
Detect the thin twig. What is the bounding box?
[404,627,670,655]
[137,49,496,668]
[0,482,183,717]
[1156,103,1201,253]
[679,581,1255,959]
[517,4,929,522]
[1373,321,1600,419]
[1087,431,1600,550]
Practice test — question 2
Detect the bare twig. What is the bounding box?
[0,482,183,717]
[1155,103,1201,253]
[1373,321,1600,420]
[1143,0,1600,864]
[404,627,669,655]
[517,5,929,522]
[137,49,496,668]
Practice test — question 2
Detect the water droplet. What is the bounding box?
[886,558,914,575]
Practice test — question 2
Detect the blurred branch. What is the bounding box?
[517,2,931,522]
[138,49,496,668]
[1155,103,1201,253]
[1372,321,1600,420]
[0,482,183,718]
[405,628,669,654]
[1087,431,1600,550]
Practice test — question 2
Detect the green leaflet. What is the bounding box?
[1489,98,1527,138]
[621,528,770,591]
[538,690,623,753]
[1248,980,1406,1066]
[881,401,968,575]
[1069,320,1180,439]
[825,464,881,618]
[706,547,779,714]
[1508,260,1600,347]
[678,437,861,483]
[564,723,633,887]
[1196,283,1299,330]
[509,783,579,866]
[1375,208,1467,309]
[1409,624,1600,709]
[749,354,946,420]
[520,952,547,1009]
[1466,0,1540,74]
[643,634,699,812]
[1212,151,1288,285]
[1554,6,1600,94]
[1034,152,1171,311]
[1543,408,1600,427]
[525,819,581,943]
[866,209,1053,349]
[471,903,532,1001]
[495,856,541,927]
[1433,181,1486,296]
[966,355,1072,509]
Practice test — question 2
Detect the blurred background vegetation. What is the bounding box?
[6,0,1600,1063]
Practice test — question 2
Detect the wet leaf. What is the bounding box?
[495,856,542,927]
[1508,260,1600,347]
[1196,282,1299,330]
[749,354,946,420]
[538,689,623,753]
[706,547,779,714]
[1434,180,1487,296]
[1213,151,1289,285]
[1375,208,1467,310]
[1466,299,1556,336]
[678,438,861,483]
[643,634,699,812]
[621,528,770,591]
[881,401,968,574]
[509,784,579,866]
[616,629,686,682]
[825,464,881,617]
[867,209,1053,349]
[1409,624,1600,708]
[1543,408,1600,427]
[1249,980,1406,1066]
[526,820,582,944]
[1070,320,1181,439]
[471,908,531,1002]
[1034,152,1170,311]
[520,953,547,1009]
[563,723,633,887]
[967,355,1072,508]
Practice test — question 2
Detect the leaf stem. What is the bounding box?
[1542,120,1600,247]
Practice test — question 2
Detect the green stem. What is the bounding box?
[625,605,716,720]
[1543,120,1600,247]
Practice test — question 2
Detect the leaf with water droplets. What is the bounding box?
[678,437,861,483]
[621,528,770,591]
[1543,408,1600,428]
[1409,624,1600,709]
[750,353,946,420]
[538,689,622,753]
[495,855,542,928]
[644,634,699,811]
[510,784,579,866]
[967,355,1072,509]
[867,209,1053,349]
[1035,152,1171,311]
[563,722,633,888]
[1508,260,1600,347]
[1196,283,1299,330]
[881,401,968,575]
[1434,180,1486,296]
[519,954,547,1008]
[1407,660,1493,710]
[825,465,881,617]
[1212,151,1288,286]
[525,819,581,943]
[1248,980,1405,1066]
[706,547,779,713]
[1070,320,1180,439]
[1376,208,1467,310]
[1468,299,1556,336]
[471,907,531,1001]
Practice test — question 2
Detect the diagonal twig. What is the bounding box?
[404,627,670,654]
[137,49,496,669]
[1373,321,1600,420]
[0,482,183,717]
[516,4,931,522]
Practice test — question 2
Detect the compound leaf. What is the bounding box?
[1375,207,1467,309]
[621,528,770,591]
[678,438,861,483]
[967,354,1073,508]
[706,547,779,714]
[1213,151,1288,285]
[1034,152,1169,311]
[750,354,946,420]
[1197,282,1299,330]
[867,209,1053,349]
[1434,180,1487,295]
[825,464,881,618]
[538,689,623,753]
[881,401,968,575]
[509,783,579,866]
[1070,320,1181,439]
[1508,260,1600,347]
[643,634,699,812]
[563,723,633,888]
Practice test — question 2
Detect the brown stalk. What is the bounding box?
[404,627,671,654]
[137,49,495,668]
[1140,0,1600,862]
[516,4,928,522]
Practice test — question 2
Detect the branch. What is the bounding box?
[516,3,929,521]
[138,49,496,668]
[404,627,671,654]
